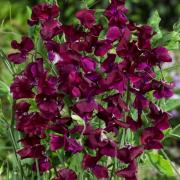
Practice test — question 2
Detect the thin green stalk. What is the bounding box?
[8,127,24,180]
[6,160,10,180]
[0,49,16,76]
[171,134,180,138]
[161,149,180,177]
[163,63,180,72]
[35,159,41,180]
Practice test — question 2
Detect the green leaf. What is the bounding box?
[172,124,180,136]
[0,80,10,97]
[148,10,161,32]
[1,96,12,120]
[164,98,180,111]
[71,114,85,125]
[161,31,180,50]
[148,10,162,47]
[173,18,180,33]
[69,153,84,179]
[26,6,32,18]
[148,151,174,177]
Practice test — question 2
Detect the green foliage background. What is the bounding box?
[0,0,180,180]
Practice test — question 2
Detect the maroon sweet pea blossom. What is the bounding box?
[40,19,62,40]
[32,157,51,172]
[55,168,77,180]
[8,37,34,64]
[141,127,164,149]
[116,161,138,180]
[28,3,59,26]
[7,0,174,179]
[76,9,95,29]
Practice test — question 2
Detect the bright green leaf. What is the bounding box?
[148,10,162,47]
[172,124,180,136]
[164,98,180,111]
[148,10,161,32]
[148,151,174,177]
[71,114,85,125]
[1,96,12,120]
[173,18,180,33]
[0,81,9,97]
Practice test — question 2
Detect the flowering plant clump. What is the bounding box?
[4,0,176,179]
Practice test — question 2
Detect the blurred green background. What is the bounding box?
[0,0,180,180]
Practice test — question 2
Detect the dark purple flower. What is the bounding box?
[16,112,48,136]
[153,47,172,63]
[33,157,51,172]
[92,165,109,179]
[117,146,144,163]
[149,102,170,130]
[11,36,34,53]
[8,37,34,64]
[80,56,96,73]
[116,161,137,180]
[40,20,62,40]
[10,75,35,99]
[20,136,40,146]
[100,140,118,157]
[62,25,84,43]
[65,138,83,154]
[75,100,97,113]
[17,144,45,159]
[85,128,109,149]
[141,127,164,149]
[72,100,97,121]
[8,53,27,64]
[36,95,58,116]
[137,25,154,49]
[76,9,95,29]
[106,26,121,42]
[28,3,59,26]
[133,94,149,112]
[95,40,112,57]
[15,101,30,115]
[50,118,71,134]
[115,116,142,132]
[82,154,101,169]
[104,0,128,26]
[153,81,174,99]
[24,58,45,83]
[101,54,116,73]
[55,168,77,180]
[50,134,64,151]
[38,75,58,95]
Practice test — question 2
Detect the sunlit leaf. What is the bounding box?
[148,152,174,177]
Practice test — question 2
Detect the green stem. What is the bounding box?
[0,49,16,76]
[8,127,24,180]
[163,63,180,72]
[35,159,41,180]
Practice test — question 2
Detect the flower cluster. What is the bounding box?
[8,0,173,179]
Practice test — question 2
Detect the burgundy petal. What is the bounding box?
[92,165,109,179]
[76,9,95,29]
[107,26,121,41]
[95,40,112,56]
[81,57,96,73]
[55,168,77,180]
[116,161,137,179]
[50,135,64,151]
[8,53,26,64]
[153,47,172,63]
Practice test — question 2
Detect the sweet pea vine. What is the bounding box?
[7,0,174,179]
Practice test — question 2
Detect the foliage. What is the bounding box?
[0,0,180,180]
